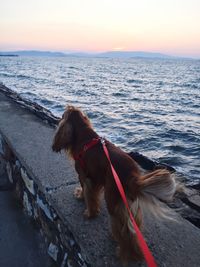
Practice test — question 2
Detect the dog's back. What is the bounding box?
[83,139,141,190]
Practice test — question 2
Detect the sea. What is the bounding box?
[0,56,199,185]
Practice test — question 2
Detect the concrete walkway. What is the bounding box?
[0,90,200,267]
[0,182,53,267]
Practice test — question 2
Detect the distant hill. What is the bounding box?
[65,51,173,59]
[97,51,173,59]
[66,52,94,57]
[0,50,174,59]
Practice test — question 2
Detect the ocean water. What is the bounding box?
[0,56,200,184]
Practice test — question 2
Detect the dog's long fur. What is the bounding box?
[52,105,177,263]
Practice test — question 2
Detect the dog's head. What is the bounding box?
[52,105,91,153]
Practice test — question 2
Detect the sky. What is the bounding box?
[1,0,200,58]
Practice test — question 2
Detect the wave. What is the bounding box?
[0,72,33,79]
[172,81,200,89]
[126,79,144,84]
[0,72,50,85]
[68,66,82,70]
[183,83,199,89]
[112,92,127,97]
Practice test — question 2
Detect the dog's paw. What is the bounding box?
[116,246,121,258]
[74,186,84,200]
[83,208,100,219]
[83,209,91,218]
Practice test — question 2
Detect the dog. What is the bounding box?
[52,105,177,263]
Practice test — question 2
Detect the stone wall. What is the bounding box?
[0,133,87,267]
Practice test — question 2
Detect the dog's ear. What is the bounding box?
[52,119,73,152]
[61,121,73,144]
[66,106,92,129]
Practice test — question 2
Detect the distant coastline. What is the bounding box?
[0,54,18,57]
[0,50,185,59]
[1,50,197,59]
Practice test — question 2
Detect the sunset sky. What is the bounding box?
[1,0,200,58]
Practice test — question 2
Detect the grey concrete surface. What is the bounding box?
[0,188,54,267]
[0,92,78,192]
[1,91,200,267]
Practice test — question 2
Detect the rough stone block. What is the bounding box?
[23,191,33,216]
[36,194,57,221]
[6,161,13,183]
[48,242,59,262]
[0,133,3,156]
[21,167,35,195]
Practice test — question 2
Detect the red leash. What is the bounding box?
[101,139,157,267]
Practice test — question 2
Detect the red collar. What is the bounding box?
[73,137,101,169]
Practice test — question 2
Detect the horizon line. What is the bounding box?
[0,49,199,59]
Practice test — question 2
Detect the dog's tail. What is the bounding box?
[112,169,178,262]
[117,169,177,262]
[132,169,177,221]
[124,169,177,231]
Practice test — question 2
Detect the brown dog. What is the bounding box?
[52,105,177,263]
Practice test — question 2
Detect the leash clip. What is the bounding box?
[100,137,106,146]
